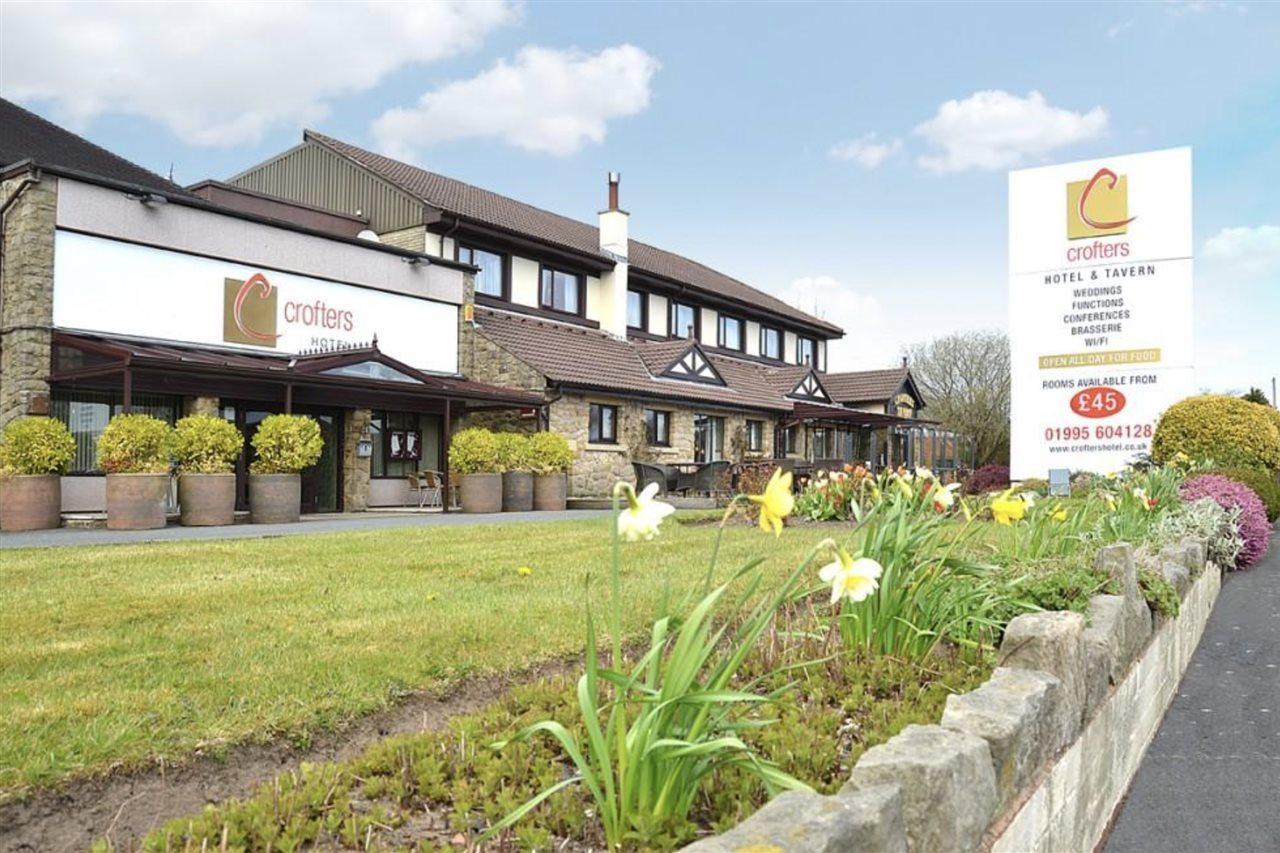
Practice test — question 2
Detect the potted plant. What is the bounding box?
[170,414,244,526]
[450,428,501,513]
[529,431,574,511]
[98,413,173,530]
[0,416,76,531]
[496,432,534,512]
[248,414,323,524]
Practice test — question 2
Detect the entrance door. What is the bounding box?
[232,405,343,514]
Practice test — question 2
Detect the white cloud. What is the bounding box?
[828,133,902,169]
[774,276,900,371]
[914,90,1108,174]
[372,45,660,158]
[1203,225,1280,274]
[0,0,518,146]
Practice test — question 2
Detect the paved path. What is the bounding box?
[0,509,611,549]
[1105,530,1280,853]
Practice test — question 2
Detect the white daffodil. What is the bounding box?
[1019,491,1037,509]
[1132,486,1148,502]
[932,482,960,512]
[818,549,883,605]
[616,482,676,542]
[914,466,935,481]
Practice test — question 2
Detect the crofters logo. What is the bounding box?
[223,273,280,347]
[1066,167,1136,240]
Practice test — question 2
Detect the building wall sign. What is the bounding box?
[52,231,458,374]
[1009,147,1193,480]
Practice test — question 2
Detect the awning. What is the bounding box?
[50,330,543,413]
[787,401,932,429]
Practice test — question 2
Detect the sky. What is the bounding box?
[1,0,1277,395]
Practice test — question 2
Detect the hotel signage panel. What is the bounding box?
[1008,147,1193,480]
[52,231,458,374]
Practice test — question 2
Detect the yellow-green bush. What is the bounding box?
[493,432,533,472]
[449,428,500,475]
[249,415,323,474]
[97,414,172,474]
[0,416,76,476]
[1152,395,1280,470]
[528,431,574,474]
[170,415,244,474]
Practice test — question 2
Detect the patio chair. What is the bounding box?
[691,460,731,497]
[632,461,669,496]
[408,470,444,509]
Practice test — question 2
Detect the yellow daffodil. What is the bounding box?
[1050,506,1067,523]
[991,491,1027,525]
[1104,494,1117,511]
[750,467,794,537]
[818,547,883,604]
[615,482,676,542]
[517,566,533,577]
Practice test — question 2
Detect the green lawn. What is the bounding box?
[0,515,834,796]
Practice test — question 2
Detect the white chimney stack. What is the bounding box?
[598,171,629,338]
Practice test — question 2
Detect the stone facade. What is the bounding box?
[0,174,57,427]
[342,408,372,511]
[183,396,221,417]
[378,225,427,253]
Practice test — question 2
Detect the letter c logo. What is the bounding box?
[1078,168,1136,231]
[233,273,280,342]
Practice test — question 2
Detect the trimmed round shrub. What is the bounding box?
[527,431,573,474]
[97,414,171,474]
[1180,474,1271,569]
[449,428,500,475]
[964,464,1010,495]
[1153,395,1280,470]
[1203,466,1280,522]
[493,432,532,473]
[0,416,76,476]
[249,415,323,474]
[170,415,244,474]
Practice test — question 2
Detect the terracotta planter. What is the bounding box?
[249,473,301,524]
[533,473,568,511]
[178,473,236,526]
[0,474,62,531]
[460,473,502,513]
[502,471,534,512]
[105,472,170,530]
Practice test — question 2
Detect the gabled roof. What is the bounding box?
[822,367,922,406]
[0,97,195,197]
[302,130,842,337]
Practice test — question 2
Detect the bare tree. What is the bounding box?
[905,329,1010,466]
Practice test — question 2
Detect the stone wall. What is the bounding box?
[684,539,1218,853]
[0,174,57,427]
[342,408,372,511]
[182,396,221,417]
[378,225,426,253]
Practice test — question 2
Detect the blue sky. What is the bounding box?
[2,0,1277,394]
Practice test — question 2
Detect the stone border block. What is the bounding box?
[997,610,1087,734]
[1082,594,1127,713]
[1096,543,1152,660]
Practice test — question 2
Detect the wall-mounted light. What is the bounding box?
[400,255,430,267]
[125,191,168,207]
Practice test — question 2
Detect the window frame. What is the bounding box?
[760,326,782,361]
[644,408,671,447]
[745,419,764,452]
[796,335,817,367]
[627,288,648,332]
[455,242,509,301]
[538,264,585,316]
[588,402,618,444]
[717,313,745,352]
[669,300,700,340]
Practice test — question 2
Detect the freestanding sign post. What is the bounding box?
[1009,147,1193,481]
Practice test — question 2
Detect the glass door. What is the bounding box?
[232,405,342,514]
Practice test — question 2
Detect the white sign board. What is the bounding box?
[52,231,458,374]
[1009,147,1193,480]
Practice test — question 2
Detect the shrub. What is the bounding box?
[170,415,244,474]
[493,432,532,473]
[1203,466,1280,522]
[1152,496,1244,571]
[527,431,574,475]
[449,428,500,475]
[97,414,171,474]
[0,416,76,476]
[1152,395,1280,471]
[249,415,323,474]
[1018,477,1049,496]
[1180,474,1270,569]
[964,464,1009,495]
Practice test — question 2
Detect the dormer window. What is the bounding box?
[540,265,583,315]
[627,289,647,331]
[670,301,698,339]
[796,336,817,367]
[760,326,781,360]
[718,314,744,351]
[457,244,506,299]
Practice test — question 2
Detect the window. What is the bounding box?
[760,326,782,360]
[796,336,817,367]
[370,412,441,478]
[645,409,671,446]
[627,289,647,331]
[718,314,744,351]
[50,389,179,473]
[457,245,506,298]
[589,403,618,444]
[670,301,698,339]
[781,425,798,455]
[540,266,582,314]
[693,414,725,463]
[746,420,764,452]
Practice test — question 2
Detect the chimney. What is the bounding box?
[598,171,629,338]
[901,355,908,368]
